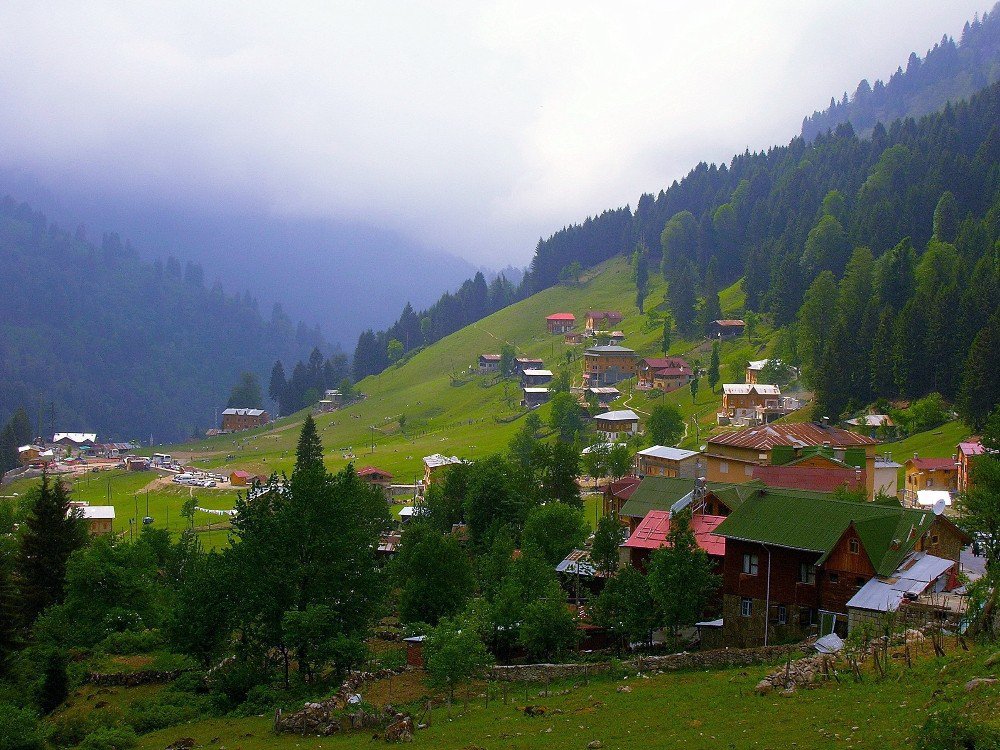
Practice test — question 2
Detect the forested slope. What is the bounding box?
[802,4,1000,140]
[0,198,326,441]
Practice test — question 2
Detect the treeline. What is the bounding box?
[802,5,1000,140]
[352,272,521,380]
[267,347,352,416]
[0,197,325,442]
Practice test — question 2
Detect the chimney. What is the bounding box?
[821,416,830,427]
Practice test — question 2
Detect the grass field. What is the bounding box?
[128,641,999,750]
[155,256,763,482]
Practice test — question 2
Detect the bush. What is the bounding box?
[0,703,46,750]
[100,629,164,655]
[78,726,138,750]
[917,709,1000,749]
[124,688,212,734]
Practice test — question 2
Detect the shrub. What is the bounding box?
[917,710,1000,749]
[78,726,138,750]
[100,629,164,655]
[0,703,46,750]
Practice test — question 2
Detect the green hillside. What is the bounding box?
[163,256,771,482]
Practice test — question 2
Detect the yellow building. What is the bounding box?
[704,422,879,497]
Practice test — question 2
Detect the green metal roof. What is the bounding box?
[713,489,939,576]
[618,477,812,519]
[619,476,694,518]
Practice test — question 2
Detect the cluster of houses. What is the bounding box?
[15,433,141,473]
[587,421,984,647]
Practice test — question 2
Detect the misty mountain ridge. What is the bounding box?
[0,167,478,347]
[802,3,1000,140]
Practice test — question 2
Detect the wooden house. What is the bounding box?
[618,476,758,532]
[703,422,879,497]
[714,488,969,646]
[513,357,544,375]
[585,310,623,333]
[221,408,269,432]
[357,466,393,492]
[718,383,782,426]
[522,387,551,408]
[637,357,692,390]
[585,386,620,408]
[634,445,700,479]
[521,369,553,387]
[622,510,726,573]
[422,454,462,489]
[229,470,251,486]
[903,457,957,504]
[602,475,641,517]
[593,409,639,440]
[546,313,576,334]
[125,455,151,472]
[478,354,501,374]
[957,440,985,494]
[709,319,745,338]
[608,331,625,345]
[583,345,637,386]
[72,505,115,536]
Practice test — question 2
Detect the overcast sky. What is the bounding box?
[0,1,986,265]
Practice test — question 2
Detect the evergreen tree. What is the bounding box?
[958,311,1000,430]
[690,375,699,402]
[227,372,263,409]
[268,360,287,415]
[933,191,960,243]
[708,341,721,393]
[0,407,33,474]
[661,317,671,355]
[38,648,69,714]
[632,245,650,313]
[15,474,87,625]
[667,262,698,336]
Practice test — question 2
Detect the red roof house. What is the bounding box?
[623,510,727,571]
[546,313,576,333]
[752,464,865,493]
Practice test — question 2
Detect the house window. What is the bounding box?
[930,534,939,546]
[829,573,840,584]
[742,553,759,575]
[799,563,816,585]
[849,538,860,554]
[855,576,865,588]
[719,462,729,474]
[740,598,753,617]
[744,465,754,477]
[777,605,787,625]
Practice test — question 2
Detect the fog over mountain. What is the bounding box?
[0,2,985,341]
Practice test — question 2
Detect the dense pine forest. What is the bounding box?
[0,199,328,442]
[359,64,1000,431]
[802,4,1000,140]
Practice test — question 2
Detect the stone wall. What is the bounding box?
[488,642,802,682]
[87,669,191,687]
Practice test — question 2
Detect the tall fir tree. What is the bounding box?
[15,473,87,625]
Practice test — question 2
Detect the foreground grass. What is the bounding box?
[133,643,1000,750]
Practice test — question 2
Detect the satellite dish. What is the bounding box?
[932,498,947,516]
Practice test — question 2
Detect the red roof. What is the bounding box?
[707,422,878,450]
[959,441,985,457]
[713,319,745,327]
[230,470,251,479]
[624,511,727,557]
[358,466,393,479]
[605,475,641,500]
[587,310,623,321]
[547,313,576,321]
[907,457,956,471]
[642,357,689,370]
[655,366,693,377]
[752,465,864,493]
